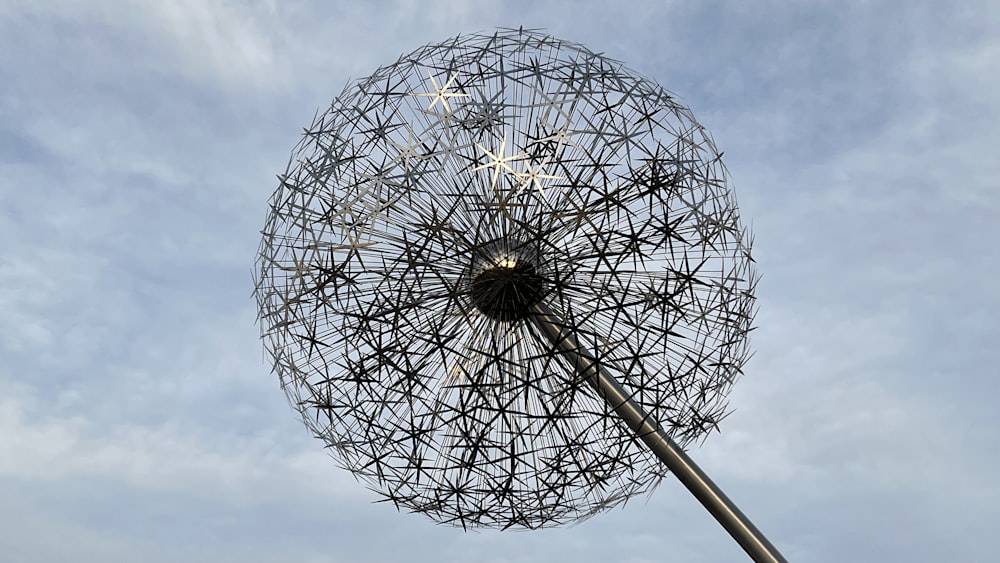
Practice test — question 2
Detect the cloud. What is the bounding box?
[146,0,278,82]
[2,1,999,561]
[0,380,363,500]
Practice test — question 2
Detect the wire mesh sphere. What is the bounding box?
[255,28,758,530]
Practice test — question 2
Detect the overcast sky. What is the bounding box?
[2,1,998,561]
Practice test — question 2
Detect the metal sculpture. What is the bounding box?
[255,28,784,561]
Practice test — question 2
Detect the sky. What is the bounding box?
[1,1,998,561]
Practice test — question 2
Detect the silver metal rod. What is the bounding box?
[530,301,787,563]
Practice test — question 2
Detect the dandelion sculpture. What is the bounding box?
[255,28,785,561]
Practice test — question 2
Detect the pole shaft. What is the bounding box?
[530,302,787,563]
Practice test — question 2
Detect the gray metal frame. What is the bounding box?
[256,28,786,558]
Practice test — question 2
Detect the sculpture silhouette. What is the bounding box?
[255,28,784,561]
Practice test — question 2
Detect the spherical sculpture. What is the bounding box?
[255,29,757,530]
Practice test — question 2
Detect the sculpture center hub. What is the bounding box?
[470,255,547,322]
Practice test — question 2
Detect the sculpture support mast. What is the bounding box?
[531,301,787,563]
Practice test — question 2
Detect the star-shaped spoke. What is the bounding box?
[515,160,563,197]
[388,130,427,169]
[530,122,583,155]
[525,85,580,124]
[414,71,469,113]
[473,135,526,189]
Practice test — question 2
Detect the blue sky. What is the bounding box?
[2,1,998,561]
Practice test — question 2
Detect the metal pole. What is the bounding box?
[530,301,787,563]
